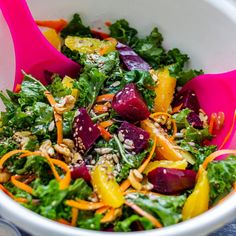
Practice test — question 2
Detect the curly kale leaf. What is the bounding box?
[61,13,92,38]
[207,155,236,204]
[126,193,186,226]
[109,19,138,46]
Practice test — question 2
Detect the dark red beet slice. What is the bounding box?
[118,121,149,153]
[148,167,196,194]
[73,108,100,152]
[172,89,200,114]
[112,83,150,122]
[116,42,151,71]
[70,162,91,182]
[187,111,203,129]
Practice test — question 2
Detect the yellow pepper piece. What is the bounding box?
[182,166,209,220]
[91,161,124,208]
[43,28,61,50]
[151,68,176,112]
[65,36,116,55]
[62,76,79,100]
[143,159,188,174]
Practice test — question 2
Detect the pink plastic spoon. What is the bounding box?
[0,0,81,88]
[182,69,236,150]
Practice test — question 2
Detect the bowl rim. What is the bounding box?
[0,190,235,236]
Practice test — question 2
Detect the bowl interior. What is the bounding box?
[0,0,236,235]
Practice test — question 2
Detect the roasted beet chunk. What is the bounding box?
[112,83,150,122]
[118,121,150,153]
[116,42,151,71]
[70,162,91,182]
[187,111,203,129]
[73,108,100,152]
[172,89,200,114]
[148,167,196,194]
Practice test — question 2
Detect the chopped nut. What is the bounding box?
[62,139,75,150]
[118,131,124,142]
[54,95,76,114]
[94,148,113,155]
[39,140,55,156]
[48,121,55,132]
[133,169,143,181]
[128,170,142,190]
[54,144,71,157]
[0,171,10,183]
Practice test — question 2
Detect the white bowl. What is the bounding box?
[0,0,236,235]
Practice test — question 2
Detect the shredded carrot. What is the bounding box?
[101,208,115,223]
[97,125,112,141]
[171,103,183,114]
[0,150,31,168]
[219,110,236,149]
[14,84,21,93]
[51,158,71,190]
[56,218,71,225]
[125,200,162,228]
[96,94,114,103]
[65,199,105,210]
[44,91,63,144]
[93,104,109,114]
[36,19,68,32]
[120,137,157,192]
[0,184,14,198]
[150,112,177,140]
[15,197,29,203]
[209,113,217,134]
[71,207,79,227]
[11,175,33,195]
[123,189,163,197]
[99,120,114,129]
[96,206,109,215]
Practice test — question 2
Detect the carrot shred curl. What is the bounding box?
[101,208,115,223]
[56,218,71,225]
[97,125,112,141]
[65,199,105,210]
[96,94,114,103]
[99,120,114,129]
[11,175,33,195]
[171,103,183,114]
[71,207,79,227]
[96,206,109,215]
[93,104,109,114]
[209,113,217,134]
[125,200,162,228]
[44,91,63,144]
[0,184,14,198]
[36,19,67,32]
[120,136,157,192]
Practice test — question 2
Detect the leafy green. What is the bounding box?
[109,19,138,46]
[63,110,76,137]
[180,141,217,170]
[126,193,186,226]
[0,91,16,112]
[114,214,153,232]
[77,211,102,230]
[47,76,72,101]
[74,68,107,110]
[172,109,212,144]
[61,13,92,38]
[0,138,18,157]
[61,45,81,63]
[207,155,236,204]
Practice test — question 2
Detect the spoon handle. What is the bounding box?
[0,0,49,59]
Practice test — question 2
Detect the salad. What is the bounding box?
[0,13,235,232]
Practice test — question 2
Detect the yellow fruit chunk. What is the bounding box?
[62,76,79,100]
[152,68,176,112]
[91,161,124,208]
[182,166,209,220]
[144,159,188,174]
[65,36,117,55]
[141,119,195,164]
[43,28,61,50]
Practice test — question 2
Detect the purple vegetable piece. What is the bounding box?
[70,162,91,182]
[148,167,197,194]
[172,89,200,113]
[112,83,150,122]
[187,111,203,129]
[118,121,150,153]
[116,42,151,71]
[73,108,100,152]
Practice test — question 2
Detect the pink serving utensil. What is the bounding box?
[0,0,81,88]
[182,69,236,151]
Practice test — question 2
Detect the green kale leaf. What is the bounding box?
[207,155,236,204]
[114,214,153,232]
[109,19,138,46]
[126,193,186,226]
[0,138,18,157]
[78,211,102,230]
[61,13,92,38]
